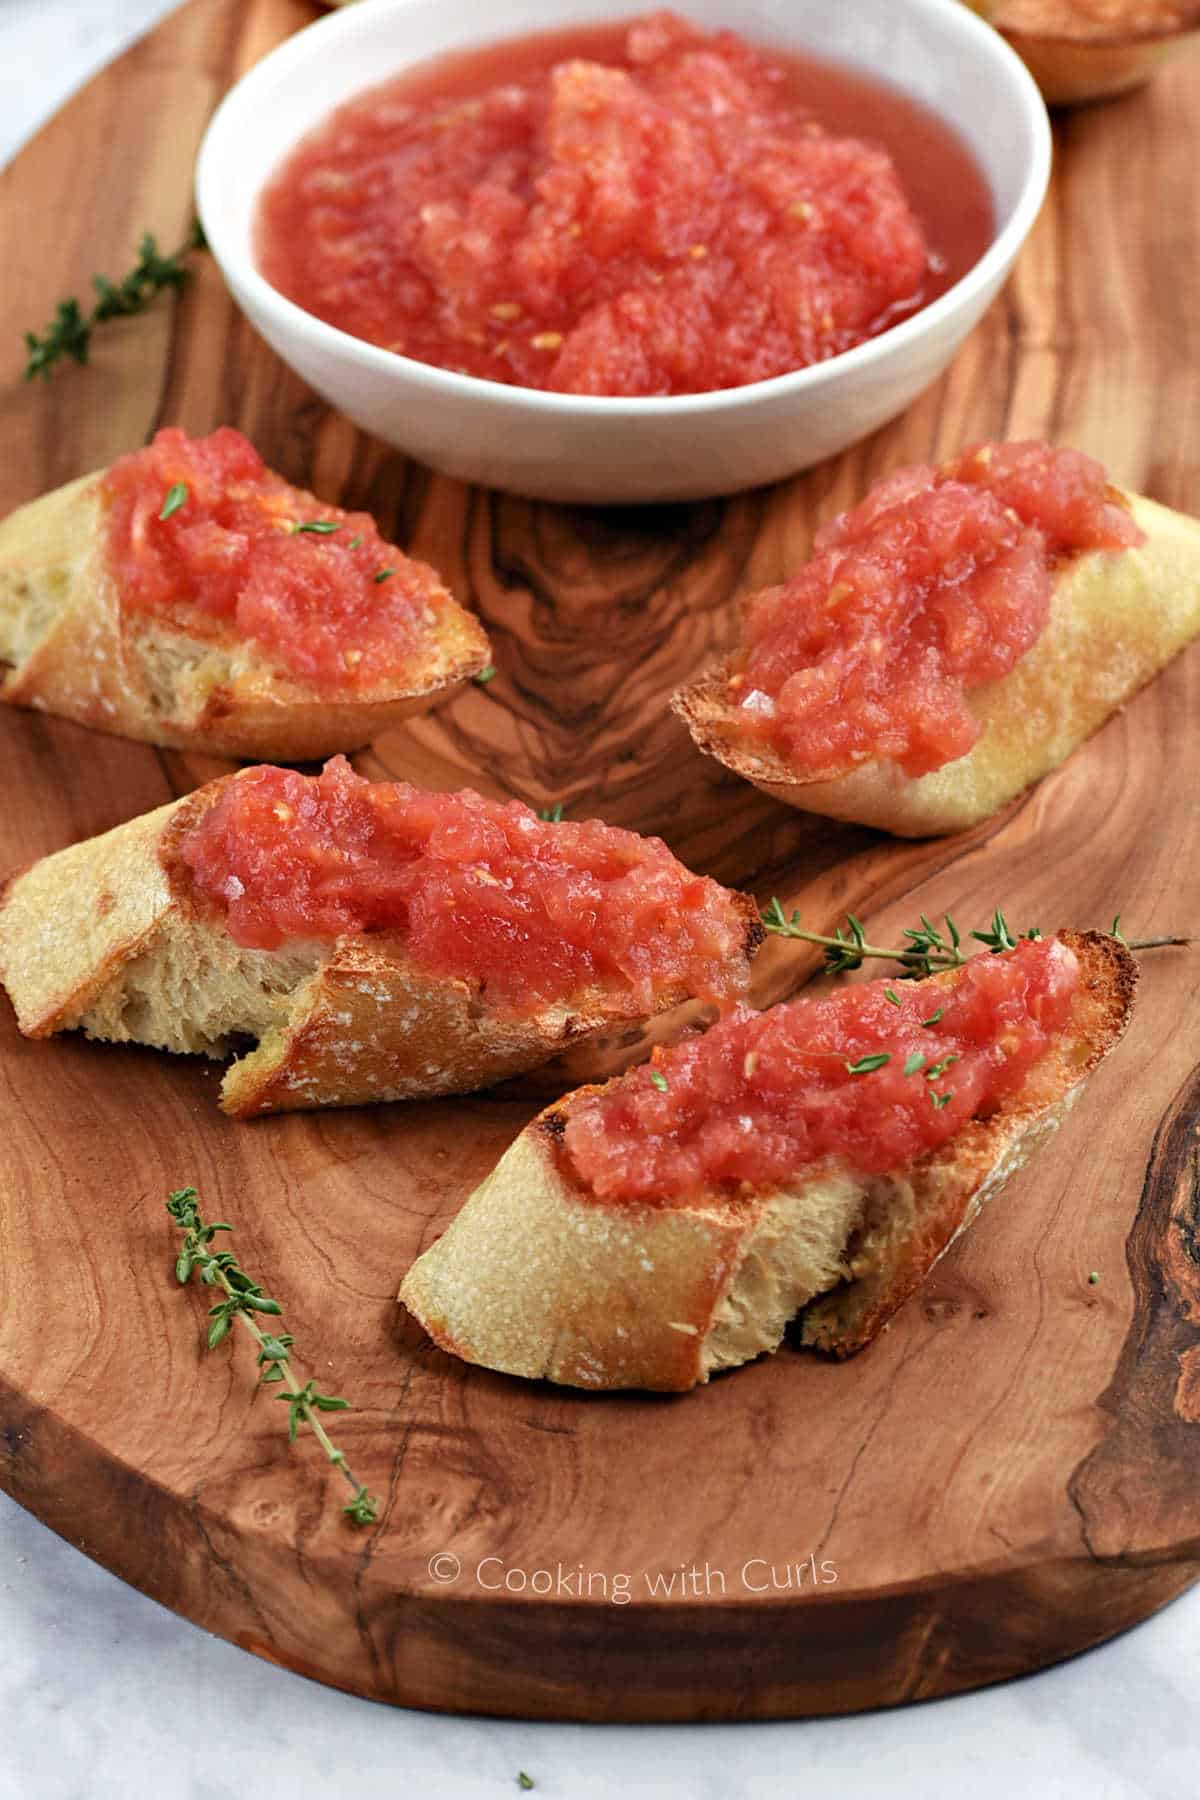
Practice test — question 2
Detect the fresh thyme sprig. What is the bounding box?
[761,900,1189,979]
[760,899,1036,978]
[166,1187,378,1527]
[22,219,207,381]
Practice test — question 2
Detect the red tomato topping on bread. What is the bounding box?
[178,756,755,1015]
[731,442,1144,777]
[102,427,454,689]
[563,934,1080,1202]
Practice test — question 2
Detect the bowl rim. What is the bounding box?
[195,0,1053,420]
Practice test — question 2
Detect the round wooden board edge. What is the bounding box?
[1,1392,1197,1722]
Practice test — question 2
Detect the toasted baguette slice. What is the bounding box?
[674,491,1200,838]
[400,931,1135,1392]
[964,1,1200,107]
[0,468,490,761]
[0,777,761,1119]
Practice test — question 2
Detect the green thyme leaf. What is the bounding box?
[903,1052,925,1077]
[845,1053,891,1075]
[649,1069,669,1092]
[971,910,1018,954]
[159,481,188,521]
[23,299,90,378]
[343,1485,379,1526]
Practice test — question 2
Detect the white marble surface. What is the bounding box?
[2,5,1199,1797]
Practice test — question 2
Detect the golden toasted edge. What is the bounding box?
[801,929,1136,1353]
[399,931,1136,1392]
[221,891,763,1117]
[969,0,1200,105]
[1001,27,1195,104]
[673,490,1200,837]
[983,0,1200,49]
[0,468,491,759]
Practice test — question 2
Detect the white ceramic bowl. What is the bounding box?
[196,0,1051,504]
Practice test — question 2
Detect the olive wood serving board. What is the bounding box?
[2,0,1200,1723]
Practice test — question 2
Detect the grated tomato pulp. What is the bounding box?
[730,441,1145,777]
[177,757,753,1015]
[102,427,459,689]
[563,934,1080,1205]
[256,11,992,397]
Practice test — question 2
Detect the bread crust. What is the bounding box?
[966,1,1200,106]
[673,491,1200,837]
[0,472,490,760]
[0,777,762,1119]
[399,932,1136,1391]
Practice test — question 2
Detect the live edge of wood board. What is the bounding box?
[1,0,1199,1722]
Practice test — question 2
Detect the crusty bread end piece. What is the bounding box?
[399,931,1135,1391]
[673,492,1200,837]
[0,474,490,760]
[0,781,762,1119]
[963,1,1200,106]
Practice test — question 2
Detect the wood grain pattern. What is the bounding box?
[2,0,1200,1721]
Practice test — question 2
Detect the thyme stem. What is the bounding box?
[166,1187,377,1527]
[1110,915,1191,953]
